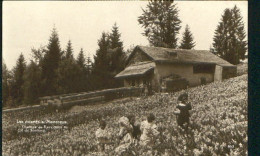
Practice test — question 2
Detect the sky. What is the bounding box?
[3,1,247,69]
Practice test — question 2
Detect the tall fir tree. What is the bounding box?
[57,40,82,93]
[232,5,247,61]
[23,60,42,105]
[179,25,196,49]
[93,32,110,73]
[41,27,62,95]
[86,54,92,75]
[86,54,95,91]
[92,32,111,89]
[29,46,47,98]
[109,23,125,74]
[11,53,26,106]
[75,48,92,92]
[57,59,82,94]
[110,23,123,49]
[212,5,247,65]
[138,1,181,48]
[65,40,74,60]
[77,48,86,69]
[2,61,11,107]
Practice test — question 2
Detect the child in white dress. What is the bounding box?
[95,120,111,152]
[115,116,134,155]
[140,113,159,149]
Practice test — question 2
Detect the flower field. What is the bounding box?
[2,74,247,156]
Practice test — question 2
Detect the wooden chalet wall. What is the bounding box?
[154,63,214,90]
[127,49,151,67]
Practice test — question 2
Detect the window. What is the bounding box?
[193,64,215,74]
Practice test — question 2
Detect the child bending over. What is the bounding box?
[115,116,134,155]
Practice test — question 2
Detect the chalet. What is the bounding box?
[115,46,237,92]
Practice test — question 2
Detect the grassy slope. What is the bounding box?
[3,74,247,155]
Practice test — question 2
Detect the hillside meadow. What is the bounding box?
[3,74,247,155]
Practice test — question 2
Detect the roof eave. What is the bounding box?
[216,63,236,67]
[115,67,154,79]
[115,74,145,79]
[155,60,216,65]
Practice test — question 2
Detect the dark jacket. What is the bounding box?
[176,102,192,125]
[132,124,141,140]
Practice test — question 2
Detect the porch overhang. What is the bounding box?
[115,61,155,79]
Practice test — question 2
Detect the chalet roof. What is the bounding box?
[127,46,235,67]
[115,61,155,79]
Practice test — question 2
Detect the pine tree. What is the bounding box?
[232,5,247,61]
[57,40,83,93]
[110,23,123,49]
[57,59,82,94]
[109,23,125,74]
[212,6,247,65]
[92,32,111,89]
[23,61,42,105]
[77,48,86,69]
[179,25,195,49]
[11,53,26,106]
[93,32,110,72]
[138,1,181,48]
[86,55,92,75]
[2,61,11,107]
[76,48,92,92]
[86,54,95,91]
[41,27,62,95]
[65,40,74,60]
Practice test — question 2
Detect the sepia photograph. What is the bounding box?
[2,0,248,155]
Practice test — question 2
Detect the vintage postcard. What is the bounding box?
[2,1,248,155]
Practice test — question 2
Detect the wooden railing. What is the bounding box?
[41,87,144,107]
[3,104,44,113]
[3,87,144,113]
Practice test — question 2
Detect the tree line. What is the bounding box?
[138,1,247,64]
[2,1,247,108]
[2,23,126,108]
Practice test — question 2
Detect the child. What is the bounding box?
[127,115,141,141]
[95,120,110,152]
[140,113,159,149]
[175,93,192,130]
[115,116,134,155]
